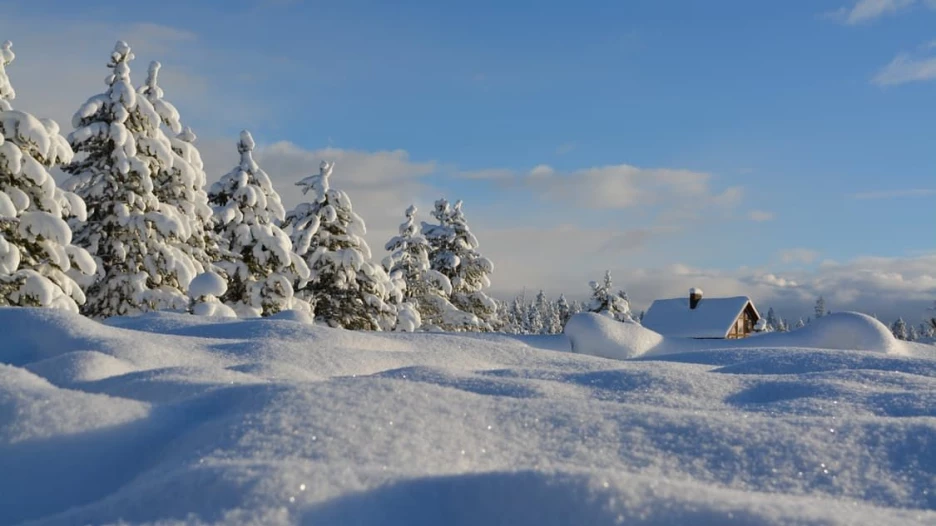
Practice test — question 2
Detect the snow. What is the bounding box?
[568,311,913,359]
[1,307,934,525]
[189,271,227,298]
[641,295,756,339]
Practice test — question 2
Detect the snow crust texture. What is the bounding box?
[1,307,935,525]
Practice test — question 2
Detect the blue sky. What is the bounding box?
[1,0,934,321]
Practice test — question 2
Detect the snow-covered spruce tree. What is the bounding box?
[543,294,563,334]
[814,296,826,319]
[62,41,200,318]
[138,61,220,274]
[422,198,499,331]
[502,293,526,334]
[382,204,472,331]
[524,291,546,334]
[283,160,397,330]
[0,40,96,311]
[587,270,636,322]
[890,317,908,341]
[208,130,309,317]
[556,294,572,329]
[765,307,778,332]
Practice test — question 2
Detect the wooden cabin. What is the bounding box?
[641,288,761,339]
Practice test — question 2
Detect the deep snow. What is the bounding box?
[1,307,935,525]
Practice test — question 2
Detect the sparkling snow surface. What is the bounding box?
[1,308,935,525]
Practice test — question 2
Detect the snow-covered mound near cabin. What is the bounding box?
[564,312,662,359]
[1,307,935,526]
[565,311,910,360]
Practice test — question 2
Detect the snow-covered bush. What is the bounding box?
[283,160,398,330]
[208,130,310,317]
[0,40,97,312]
[188,271,236,317]
[62,41,199,318]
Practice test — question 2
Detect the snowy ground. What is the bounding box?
[1,308,935,525]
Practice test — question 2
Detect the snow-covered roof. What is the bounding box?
[641,296,758,339]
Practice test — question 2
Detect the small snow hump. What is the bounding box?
[189,271,228,299]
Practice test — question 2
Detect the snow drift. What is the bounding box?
[1,307,935,525]
[565,311,910,360]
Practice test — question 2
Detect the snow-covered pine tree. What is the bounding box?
[890,317,908,341]
[556,294,572,329]
[587,270,635,322]
[0,40,97,312]
[908,323,919,342]
[62,41,199,318]
[422,198,499,331]
[208,130,310,317]
[814,296,826,319]
[502,294,526,334]
[283,160,397,330]
[381,204,471,331]
[794,318,806,329]
[765,307,779,331]
[138,61,219,275]
[525,290,547,334]
[543,295,563,334]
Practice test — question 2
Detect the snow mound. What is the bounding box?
[567,311,906,362]
[267,308,315,324]
[189,271,227,298]
[565,312,662,359]
[751,312,903,354]
[24,350,138,385]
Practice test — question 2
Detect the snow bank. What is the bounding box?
[566,311,908,360]
[565,312,662,359]
[1,307,934,525]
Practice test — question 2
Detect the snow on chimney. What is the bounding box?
[689,288,703,310]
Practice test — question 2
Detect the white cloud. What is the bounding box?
[826,0,927,24]
[458,162,742,214]
[873,49,936,86]
[779,248,821,265]
[748,210,775,222]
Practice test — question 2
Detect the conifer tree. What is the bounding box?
[0,40,96,311]
[382,204,471,331]
[556,294,572,329]
[815,296,826,319]
[138,61,219,274]
[62,41,198,317]
[890,317,908,341]
[525,290,547,334]
[587,270,636,322]
[766,307,779,331]
[283,160,397,329]
[208,130,309,317]
[422,198,499,330]
[502,294,526,334]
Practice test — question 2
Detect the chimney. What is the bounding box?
[689,288,703,310]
